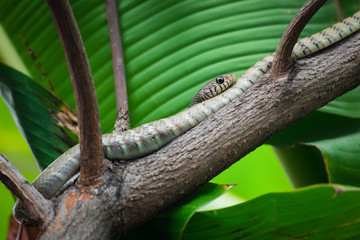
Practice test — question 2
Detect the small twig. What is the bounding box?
[270,0,327,80]
[0,154,49,224]
[16,220,23,240]
[45,0,104,186]
[334,0,345,21]
[106,0,130,132]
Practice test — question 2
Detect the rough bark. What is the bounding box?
[38,31,360,239]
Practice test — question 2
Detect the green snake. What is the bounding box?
[15,11,360,220]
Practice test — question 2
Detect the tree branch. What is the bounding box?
[0,154,50,224]
[270,0,327,79]
[45,0,104,186]
[106,0,130,132]
[118,31,360,235]
[39,30,360,239]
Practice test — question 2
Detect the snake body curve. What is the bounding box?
[15,11,360,220]
[23,74,237,200]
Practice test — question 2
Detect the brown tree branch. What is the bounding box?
[38,30,360,239]
[45,0,104,186]
[270,0,327,80]
[106,0,130,132]
[118,31,360,235]
[0,154,50,224]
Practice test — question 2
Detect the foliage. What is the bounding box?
[1,0,360,239]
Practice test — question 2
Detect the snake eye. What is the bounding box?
[216,76,224,84]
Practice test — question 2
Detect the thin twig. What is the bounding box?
[334,0,345,21]
[106,0,130,132]
[16,220,23,240]
[45,0,104,186]
[0,154,49,224]
[270,0,327,80]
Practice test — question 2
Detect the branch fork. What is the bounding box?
[0,154,51,224]
[270,0,327,80]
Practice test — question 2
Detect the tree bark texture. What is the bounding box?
[38,31,360,239]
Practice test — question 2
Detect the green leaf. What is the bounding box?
[212,145,292,200]
[269,112,360,186]
[183,185,360,240]
[0,63,75,169]
[125,183,233,240]
[0,0,342,128]
[319,87,360,118]
[272,144,328,188]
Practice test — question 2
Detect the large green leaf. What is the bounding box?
[269,112,360,186]
[0,0,342,129]
[183,185,360,240]
[272,144,328,188]
[0,63,75,170]
[125,183,233,240]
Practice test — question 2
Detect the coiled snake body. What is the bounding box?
[15,11,360,220]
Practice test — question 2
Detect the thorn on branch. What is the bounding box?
[270,0,327,80]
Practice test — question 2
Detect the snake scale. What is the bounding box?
[15,11,360,220]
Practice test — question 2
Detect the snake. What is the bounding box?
[14,11,360,221]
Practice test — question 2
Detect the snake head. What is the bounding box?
[189,74,236,107]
